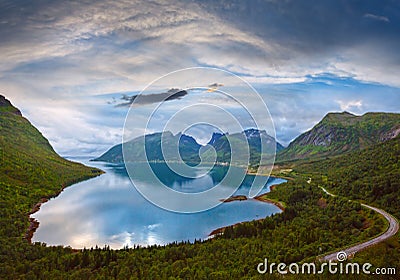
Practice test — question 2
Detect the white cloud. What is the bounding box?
[363,13,389,22]
[1,0,399,155]
[27,104,124,155]
[329,44,400,88]
[336,100,363,112]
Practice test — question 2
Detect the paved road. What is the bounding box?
[318,186,399,262]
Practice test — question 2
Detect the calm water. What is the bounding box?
[32,157,286,249]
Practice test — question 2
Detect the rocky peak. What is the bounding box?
[0,95,22,116]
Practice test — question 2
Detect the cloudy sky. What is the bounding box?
[0,0,399,155]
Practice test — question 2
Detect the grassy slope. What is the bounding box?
[277,112,400,162]
[0,96,102,265]
[293,137,400,217]
[0,95,398,279]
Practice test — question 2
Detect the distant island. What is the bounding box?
[220,195,247,203]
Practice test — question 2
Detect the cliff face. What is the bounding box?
[278,112,400,161]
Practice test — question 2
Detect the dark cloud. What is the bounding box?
[198,0,400,54]
[208,83,224,88]
[207,83,224,92]
[1,0,399,155]
[116,88,188,107]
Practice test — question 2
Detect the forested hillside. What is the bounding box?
[0,95,102,275]
[291,136,400,276]
[1,95,398,279]
[294,136,400,217]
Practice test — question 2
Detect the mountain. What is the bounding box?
[0,95,102,243]
[278,111,400,161]
[202,128,284,165]
[207,132,224,146]
[95,111,400,165]
[94,128,284,166]
[0,95,102,187]
[93,131,202,164]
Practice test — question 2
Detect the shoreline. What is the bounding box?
[209,182,286,237]
[253,194,285,211]
[27,164,285,245]
[25,172,104,243]
[25,198,49,243]
[246,171,293,181]
[209,197,285,237]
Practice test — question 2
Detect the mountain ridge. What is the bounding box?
[93,131,202,164]
[277,111,400,162]
[93,128,283,165]
[94,111,400,165]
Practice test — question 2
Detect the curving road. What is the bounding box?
[318,186,399,262]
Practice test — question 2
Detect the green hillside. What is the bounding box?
[0,95,102,256]
[278,111,400,162]
[293,136,400,217]
[0,96,398,279]
[289,136,400,274]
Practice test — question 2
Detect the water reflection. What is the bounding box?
[32,158,286,249]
